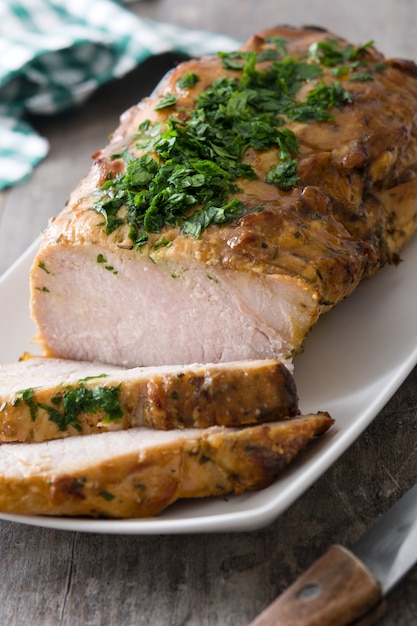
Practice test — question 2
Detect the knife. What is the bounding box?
[248,482,417,626]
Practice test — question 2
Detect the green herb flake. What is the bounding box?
[153,237,172,250]
[264,35,288,57]
[329,66,350,78]
[20,388,39,422]
[97,254,117,274]
[138,119,151,132]
[19,384,123,433]
[62,385,123,426]
[218,50,253,70]
[154,93,177,110]
[182,199,246,238]
[98,490,116,501]
[308,39,374,67]
[265,158,299,190]
[110,147,130,162]
[39,402,82,432]
[348,72,374,82]
[38,261,51,274]
[177,72,200,89]
[78,374,109,383]
[289,81,352,123]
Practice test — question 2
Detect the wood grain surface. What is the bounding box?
[1,1,416,624]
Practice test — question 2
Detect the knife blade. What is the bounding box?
[248,482,417,626]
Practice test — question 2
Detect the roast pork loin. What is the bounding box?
[30,26,417,368]
[5,25,416,518]
[0,413,333,518]
[0,356,298,442]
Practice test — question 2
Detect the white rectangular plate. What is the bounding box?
[1,235,416,534]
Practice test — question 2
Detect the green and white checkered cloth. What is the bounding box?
[0,0,240,190]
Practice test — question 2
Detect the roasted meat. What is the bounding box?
[29,26,417,368]
[0,413,333,518]
[0,356,298,442]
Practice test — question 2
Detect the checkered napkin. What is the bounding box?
[0,0,240,190]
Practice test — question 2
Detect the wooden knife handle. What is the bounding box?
[248,544,384,626]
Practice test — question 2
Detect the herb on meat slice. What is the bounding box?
[18,384,123,432]
[99,490,116,501]
[20,388,38,422]
[61,386,123,425]
[93,37,370,246]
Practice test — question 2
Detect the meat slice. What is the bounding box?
[30,26,417,368]
[0,356,298,442]
[0,413,333,518]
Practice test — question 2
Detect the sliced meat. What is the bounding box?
[30,26,417,367]
[0,356,298,442]
[0,413,333,518]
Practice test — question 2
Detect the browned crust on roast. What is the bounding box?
[143,360,299,429]
[0,358,299,442]
[34,27,417,315]
[0,414,333,518]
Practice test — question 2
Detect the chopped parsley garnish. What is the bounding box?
[93,36,381,247]
[177,72,200,89]
[20,388,38,422]
[218,50,256,70]
[59,385,123,426]
[349,73,374,82]
[264,35,289,57]
[288,82,352,122]
[266,159,298,189]
[38,261,51,274]
[18,384,123,432]
[99,490,116,501]
[154,93,177,110]
[96,253,117,274]
[78,374,109,382]
[308,39,375,66]
[153,237,172,250]
[182,198,246,238]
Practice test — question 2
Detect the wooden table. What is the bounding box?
[0,1,416,624]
